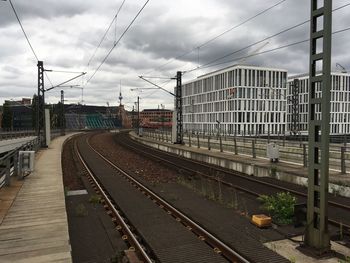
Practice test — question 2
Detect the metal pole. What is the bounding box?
[341,146,346,174]
[219,135,223,152]
[305,0,332,252]
[60,90,65,136]
[252,140,256,158]
[175,71,183,144]
[303,144,307,167]
[137,96,140,136]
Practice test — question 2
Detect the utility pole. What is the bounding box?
[305,0,332,253]
[60,90,65,136]
[137,96,140,135]
[175,71,183,144]
[36,61,47,147]
[291,78,300,136]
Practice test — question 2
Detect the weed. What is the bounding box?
[110,251,124,263]
[89,194,101,205]
[75,203,88,217]
[64,186,70,197]
[258,192,296,225]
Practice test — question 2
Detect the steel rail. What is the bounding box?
[119,133,350,231]
[75,140,154,263]
[86,135,250,263]
[127,133,350,211]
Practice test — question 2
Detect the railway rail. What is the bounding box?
[115,131,350,233]
[75,133,252,263]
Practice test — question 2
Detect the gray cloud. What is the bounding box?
[1,0,350,109]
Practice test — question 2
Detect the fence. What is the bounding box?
[0,137,40,189]
[0,130,36,141]
[142,129,349,174]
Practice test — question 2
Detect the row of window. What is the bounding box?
[183,99,286,114]
[183,111,285,124]
[183,68,287,96]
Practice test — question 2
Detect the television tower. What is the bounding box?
[119,81,123,106]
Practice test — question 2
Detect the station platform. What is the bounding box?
[0,135,72,262]
[130,132,350,193]
[0,136,37,155]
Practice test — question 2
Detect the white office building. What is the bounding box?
[287,72,350,135]
[182,65,288,135]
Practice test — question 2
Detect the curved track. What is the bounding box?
[115,131,350,232]
[75,133,254,263]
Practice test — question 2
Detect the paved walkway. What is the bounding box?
[0,135,72,263]
[132,132,350,187]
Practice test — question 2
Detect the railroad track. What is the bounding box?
[74,133,252,263]
[114,131,350,232]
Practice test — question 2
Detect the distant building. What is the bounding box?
[287,72,350,135]
[4,99,33,130]
[140,109,173,129]
[181,64,287,135]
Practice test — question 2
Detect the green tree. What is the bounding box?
[1,101,13,130]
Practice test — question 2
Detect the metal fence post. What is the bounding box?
[303,144,307,167]
[197,133,200,148]
[189,132,192,147]
[5,158,11,186]
[208,136,211,150]
[283,133,286,147]
[13,154,18,177]
[234,137,238,155]
[341,146,346,174]
[219,135,223,152]
[252,140,256,158]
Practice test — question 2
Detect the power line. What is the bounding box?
[8,0,39,61]
[85,0,150,86]
[184,26,350,74]
[86,0,127,68]
[146,0,288,75]
[184,2,350,73]
[8,0,54,87]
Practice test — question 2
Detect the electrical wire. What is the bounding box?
[85,0,150,87]
[146,0,288,75]
[183,2,350,74]
[184,26,350,74]
[86,0,127,68]
[8,0,39,61]
[8,0,54,87]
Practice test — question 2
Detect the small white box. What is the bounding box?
[19,151,35,173]
[267,143,279,162]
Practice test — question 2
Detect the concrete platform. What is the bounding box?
[0,135,72,263]
[0,137,37,155]
[130,132,350,196]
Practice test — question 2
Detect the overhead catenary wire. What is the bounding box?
[86,0,127,68]
[183,2,350,74]
[8,0,38,61]
[184,26,350,74]
[146,0,288,75]
[85,0,150,87]
[7,0,54,87]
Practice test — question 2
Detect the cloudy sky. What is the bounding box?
[0,0,349,110]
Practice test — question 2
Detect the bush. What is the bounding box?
[258,192,296,225]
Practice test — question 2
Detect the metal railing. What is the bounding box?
[0,130,36,141]
[141,128,349,174]
[0,137,40,189]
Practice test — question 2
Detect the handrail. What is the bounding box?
[0,137,39,189]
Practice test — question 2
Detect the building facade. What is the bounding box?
[182,65,287,135]
[287,72,350,135]
[140,109,173,129]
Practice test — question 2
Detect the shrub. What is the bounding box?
[258,192,296,225]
